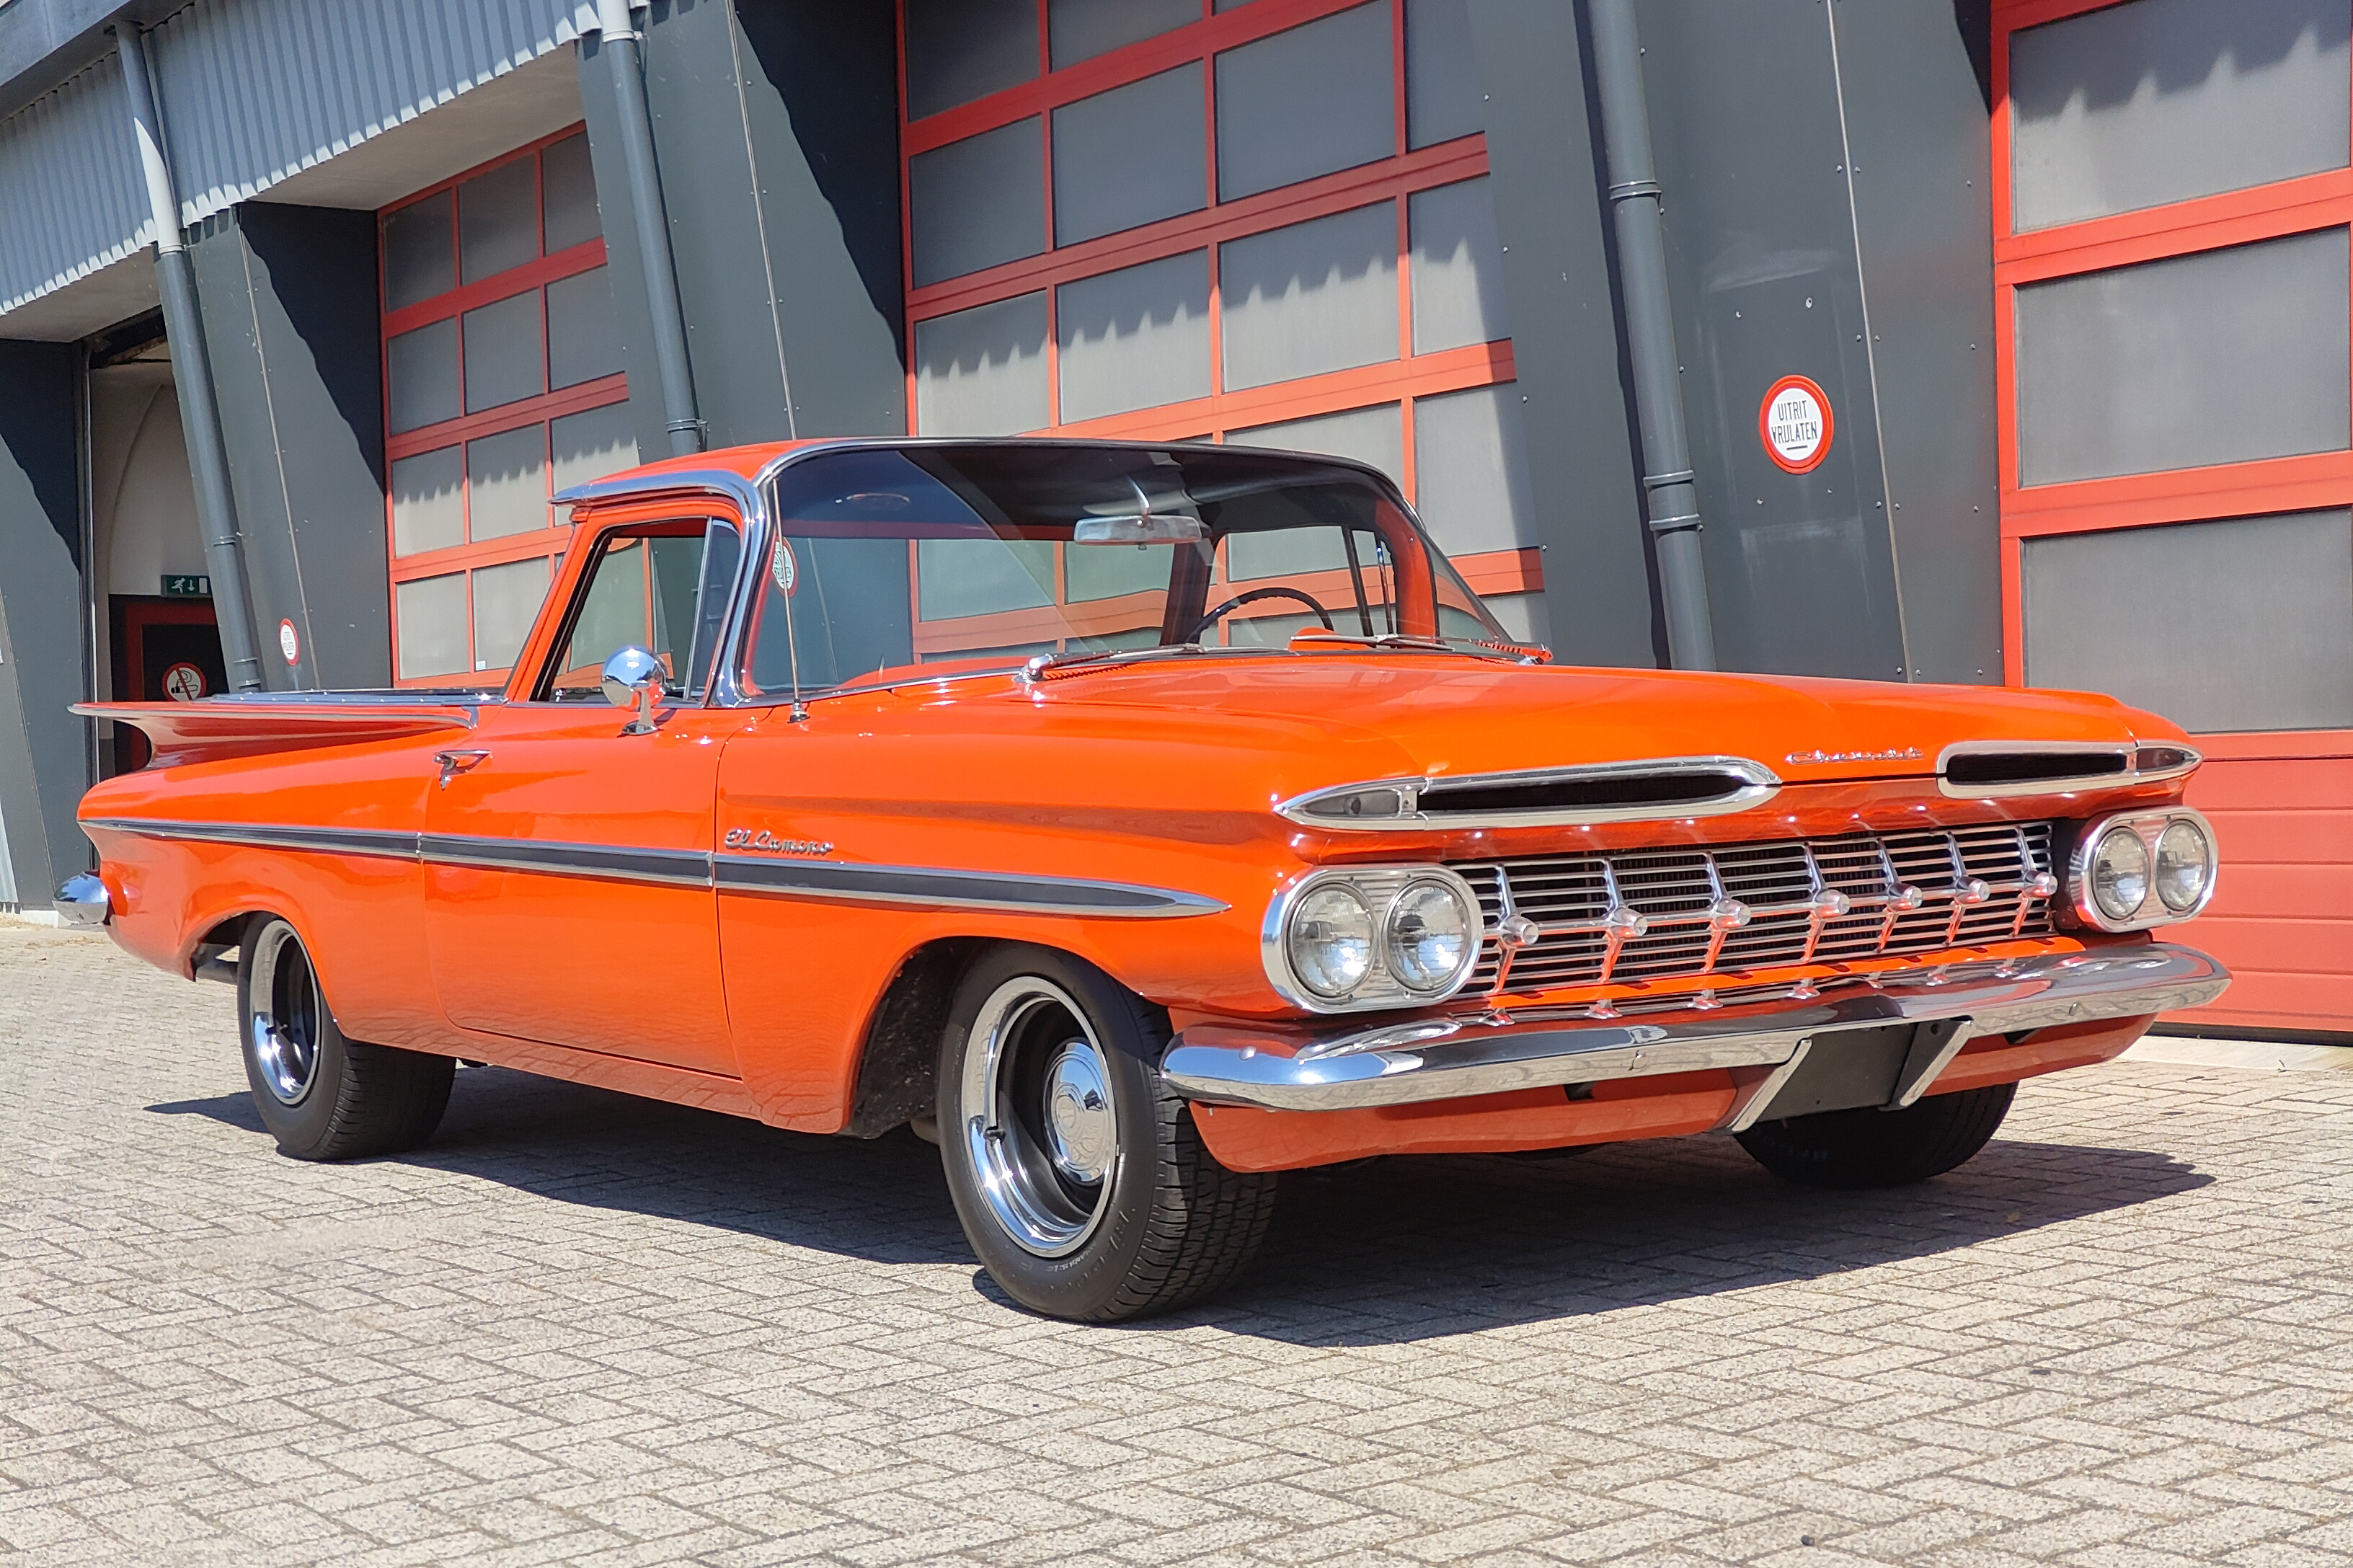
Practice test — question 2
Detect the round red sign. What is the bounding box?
[1759,374,1834,474]
[161,662,206,701]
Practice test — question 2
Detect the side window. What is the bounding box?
[539,518,741,700]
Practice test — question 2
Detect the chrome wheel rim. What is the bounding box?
[246,922,323,1107]
[960,978,1119,1258]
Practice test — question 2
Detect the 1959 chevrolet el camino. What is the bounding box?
[66,438,2228,1321]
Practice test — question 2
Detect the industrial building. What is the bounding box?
[0,0,2343,1036]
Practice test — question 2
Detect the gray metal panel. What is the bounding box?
[2024,511,2353,733]
[189,203,389,693]
[1827,0,2001,684]
[0,340,90,903]
[586,0,905,456]
[1639,0,1905,681]
[0,0,596,320]
[1463,0,1655,668]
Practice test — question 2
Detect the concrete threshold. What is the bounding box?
[2126,1035,2353,1073]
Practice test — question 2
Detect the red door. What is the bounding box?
[109,596,228,772]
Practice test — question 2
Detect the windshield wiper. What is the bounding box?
[1290,630,1542,663]
[1019,642,1229,683]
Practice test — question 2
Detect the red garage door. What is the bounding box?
[1993,0,2353,1037]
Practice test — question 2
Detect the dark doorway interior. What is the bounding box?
[109,595,225,773]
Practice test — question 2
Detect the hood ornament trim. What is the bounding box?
[1781,746,1926,767]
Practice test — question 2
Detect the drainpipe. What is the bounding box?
[1587,0,1716,671]
[595,0,706,457]
[115,22,265,694]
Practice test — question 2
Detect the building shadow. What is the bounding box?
[149,1062,2210,1345]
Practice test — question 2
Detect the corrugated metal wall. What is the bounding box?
[0,0,598,316]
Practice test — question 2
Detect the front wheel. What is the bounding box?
[237,916,453,1161]
[1735,1082,2016,1190]
[936,946,1277,1321]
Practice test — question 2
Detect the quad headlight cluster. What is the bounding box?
[2068,808,2219,931]
[1264,867,1484,1011]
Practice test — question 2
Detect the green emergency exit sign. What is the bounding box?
[161,575,211,598]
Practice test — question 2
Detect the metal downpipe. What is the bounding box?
[115,23,266,693]
[596,0,705,458]
[1587,0,1716,671]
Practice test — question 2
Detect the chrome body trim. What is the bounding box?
[2065,807,2220,933]
[1277,756,1781,832]
[56,872,112,928]
[1936,738,2202,799]
[83,816,1221,918]
[1160,943,2228,1113]
[714,854,1226,917]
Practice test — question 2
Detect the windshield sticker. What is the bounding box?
[771,538,798,598]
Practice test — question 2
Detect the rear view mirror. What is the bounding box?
[1073,512,1204,544]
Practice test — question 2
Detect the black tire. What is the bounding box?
[236,916,453,1161]
[936,944,1277,1322]
[1735,1082,2016,1190]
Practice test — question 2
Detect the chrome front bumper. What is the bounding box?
[55,873,111,929]
[1161,944,2228,1120]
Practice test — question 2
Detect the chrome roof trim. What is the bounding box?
[1276,756,1782,832]
[1936,738,2202,799]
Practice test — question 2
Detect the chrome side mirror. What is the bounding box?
[601,645,668,735]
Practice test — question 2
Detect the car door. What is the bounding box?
[424,513,749,1076]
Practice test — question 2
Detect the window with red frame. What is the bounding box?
[1993,0,2353,1032]
[381,128,638,685]
[897,0,1548,658]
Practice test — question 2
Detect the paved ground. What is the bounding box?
[4,923,2352,1568]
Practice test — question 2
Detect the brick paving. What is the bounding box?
[4,921,2351,1567]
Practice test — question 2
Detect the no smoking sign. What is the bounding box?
[1760,374,1833,474]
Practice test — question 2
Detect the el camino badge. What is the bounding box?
[724,828,833,856]
[1783,746,1925,766]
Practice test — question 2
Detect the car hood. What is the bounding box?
[1023,655,2172,787]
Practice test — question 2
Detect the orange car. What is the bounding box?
[66,438,2228,1321]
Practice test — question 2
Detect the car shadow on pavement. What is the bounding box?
[149,1063,2210,1342]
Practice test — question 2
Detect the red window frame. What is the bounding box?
[895,0,1537,652]
[381,125,629,687]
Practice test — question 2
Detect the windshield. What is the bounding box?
[737,443,1512,700]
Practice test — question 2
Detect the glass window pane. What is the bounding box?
[1406,0,1481,149]
[1067,541,1178,603]
[2024,511,2353,732]
[471,555,551,673]
[546,265,621,389]
[551,402,640,496]
[386,318,459,434]
[1226,403,1403,579]
[1412,382,1536,557]
[464,289,546,414]
[382,192,453,311]
[1220,202,1399,391]
[466,425,549,543]
[1479,590,1551,649]
[917,538,1056,620]
[1216,1,1394,201]
[395,572,469,679]
[1057,250,1210,423]
[541,132,601,252]
[905,0,1038,120]
[915,293,1050,435]
[2011,0,2351,232]
[1050,0,1196,67]
[1409,176,1508,353]
[391,446,464,557]
[458,154,539,284]
[2014,227,2351,486]
[909,119,1046,288]
[1053,63,1206,247]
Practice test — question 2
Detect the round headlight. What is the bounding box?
[2090,825,2151,923]
[1288,883,1374,998]
[2154,820,2211,913]
[1385,879,1477,993]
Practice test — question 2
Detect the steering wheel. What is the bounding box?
[1182,586,1335,645]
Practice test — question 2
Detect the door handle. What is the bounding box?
[434,749,491,789]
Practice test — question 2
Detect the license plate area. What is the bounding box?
[1749,1017,1973,1123]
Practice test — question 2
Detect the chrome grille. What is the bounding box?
[1458,822,2057,995]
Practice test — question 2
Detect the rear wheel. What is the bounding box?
[1735,1083,2016,1190]
[936,946,1277,1321]
[237,916,453,1161]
